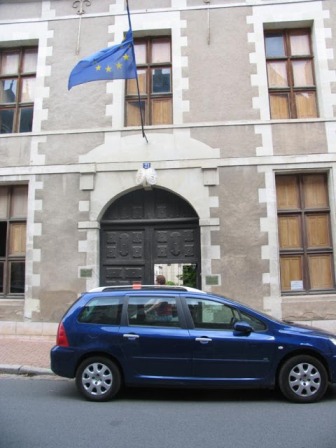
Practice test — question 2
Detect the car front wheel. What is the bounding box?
[278,355,328,403]
[76,357,121,402]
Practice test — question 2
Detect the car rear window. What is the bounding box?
[78,296,123,325]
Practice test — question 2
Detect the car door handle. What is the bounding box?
[123,333,140,340]
[195,337,212,344]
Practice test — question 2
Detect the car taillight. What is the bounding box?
[56,322,69,347]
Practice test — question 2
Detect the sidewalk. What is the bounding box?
[0,334,56,376]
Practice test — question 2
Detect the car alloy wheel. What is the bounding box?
[76,357,121,402]
[279,355,328,403]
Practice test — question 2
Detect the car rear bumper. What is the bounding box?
[50,346,78,378]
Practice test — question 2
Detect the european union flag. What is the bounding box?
[68,29,137,90]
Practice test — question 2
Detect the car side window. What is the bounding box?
[186,298,240,330]
[239,310,267,331]
[127,296,180,327]
[78,296,123,325]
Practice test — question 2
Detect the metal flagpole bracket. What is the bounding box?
[73,0,91,15]
[203,0,211,45]
[72,1,92,54]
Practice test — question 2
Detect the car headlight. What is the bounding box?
[329,338,336,346]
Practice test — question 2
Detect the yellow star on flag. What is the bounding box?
[95,65,101,71]
[116,62,122,69]
[106,66,112,72]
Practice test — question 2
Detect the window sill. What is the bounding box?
[282,292,336,302]
[0,296,25,302]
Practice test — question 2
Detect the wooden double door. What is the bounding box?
[100,188,200,287]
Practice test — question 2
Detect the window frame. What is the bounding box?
[77,296,123,325]
[264,28,318,119]
[127,295,181,328]
[125,36,172,127]
[0,185,28,297]
[276,173,335,294]
[185,297,267,332]
[0,46,37,134]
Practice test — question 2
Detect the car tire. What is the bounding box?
[76,357,121,402]
[278,355,328,403]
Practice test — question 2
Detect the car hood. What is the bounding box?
[279,321,336,338]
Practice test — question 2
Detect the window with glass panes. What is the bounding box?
[0,47,37,133]
[264,29,317,119]
[276,174,335,293]
[125,37,172,126]
[0,186,27,296]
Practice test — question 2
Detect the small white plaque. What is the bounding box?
[291,280,303,291]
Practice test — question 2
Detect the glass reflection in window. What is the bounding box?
[0,79,17,103]
[152,68,171,93]
[265,35,285,57]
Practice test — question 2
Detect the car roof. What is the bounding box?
[88,285,206,294]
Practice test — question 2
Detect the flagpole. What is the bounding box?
[126,0,148,142]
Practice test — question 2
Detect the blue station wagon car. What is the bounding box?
[50,285,336,403]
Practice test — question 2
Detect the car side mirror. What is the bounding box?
[234,321,253,335]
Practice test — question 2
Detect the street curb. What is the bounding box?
[0,364,55,376]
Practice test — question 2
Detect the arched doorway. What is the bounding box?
[100,187,201,287]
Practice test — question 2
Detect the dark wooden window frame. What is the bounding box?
[0,46,37,133]
[276,173,335,294]
[125,36,172,126]
[264,28,318,119]
[0,186,27,297]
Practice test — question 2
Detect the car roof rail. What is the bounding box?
[89,285,205,294]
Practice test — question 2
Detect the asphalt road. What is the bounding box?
[1,376,336,448]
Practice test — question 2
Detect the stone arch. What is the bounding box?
[100,186,201,286]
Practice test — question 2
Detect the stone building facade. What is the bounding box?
[1,0,336,331]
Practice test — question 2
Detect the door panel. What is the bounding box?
[102,265,145,286]
[189,329,275,381]
[155,228,198,260]
[101,226,200,285]
[120,326,192,381]
[104,229,145,260]
[101,227,147,285]
[120,295,192,382]
[185,297,276,382]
